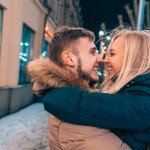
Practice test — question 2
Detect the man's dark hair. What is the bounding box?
[48,26,95,67]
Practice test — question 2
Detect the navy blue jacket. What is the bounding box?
[43,74,150,150]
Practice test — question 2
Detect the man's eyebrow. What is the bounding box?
[90,46,97,51]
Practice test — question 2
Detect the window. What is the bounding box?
[0,7,3,54]
[42,39,49,57]
[19,24,34,84]
[42,22,53,57]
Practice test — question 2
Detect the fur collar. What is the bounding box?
[26,57,91,94]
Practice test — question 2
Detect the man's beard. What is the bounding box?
[76,58,98,87]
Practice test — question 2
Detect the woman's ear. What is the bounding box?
[61,51,76,67]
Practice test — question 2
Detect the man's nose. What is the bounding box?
[96,54,104,63]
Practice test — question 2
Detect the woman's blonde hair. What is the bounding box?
[101,28,150,94]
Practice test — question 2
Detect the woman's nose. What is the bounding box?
[103,57,109,63]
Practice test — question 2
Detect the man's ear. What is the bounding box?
[61,51,76,67]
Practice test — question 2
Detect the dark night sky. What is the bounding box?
[80,0,133,41]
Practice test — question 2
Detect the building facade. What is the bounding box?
[0,0,82,117]
[0,0,82,87]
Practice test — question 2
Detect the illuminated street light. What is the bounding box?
[99,30,104,37]
[106,36,111,41]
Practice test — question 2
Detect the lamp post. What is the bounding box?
[137,0,146,30]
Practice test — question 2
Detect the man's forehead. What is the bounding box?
[73,37,96,51]
[76,37,94,43]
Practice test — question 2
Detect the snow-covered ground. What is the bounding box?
[0,103,50,150]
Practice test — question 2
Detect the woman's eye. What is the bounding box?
[110,52,115,56]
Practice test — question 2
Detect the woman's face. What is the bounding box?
[104,36,125,77]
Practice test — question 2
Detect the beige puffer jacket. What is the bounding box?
[27,57,132,150]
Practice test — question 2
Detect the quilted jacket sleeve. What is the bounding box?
[42,86,150,131]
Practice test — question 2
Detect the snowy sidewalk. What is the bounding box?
[0,103,50,150]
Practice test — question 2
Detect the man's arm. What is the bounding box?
[42,86,150,131]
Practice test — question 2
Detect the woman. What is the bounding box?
[41,28,150,150]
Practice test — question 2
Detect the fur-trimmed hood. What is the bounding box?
[26,57,91,95]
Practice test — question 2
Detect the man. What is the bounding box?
[27,26,130,150]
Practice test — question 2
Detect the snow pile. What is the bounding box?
[0,103,50,150]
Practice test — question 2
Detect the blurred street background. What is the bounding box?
[0,0,149,149]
